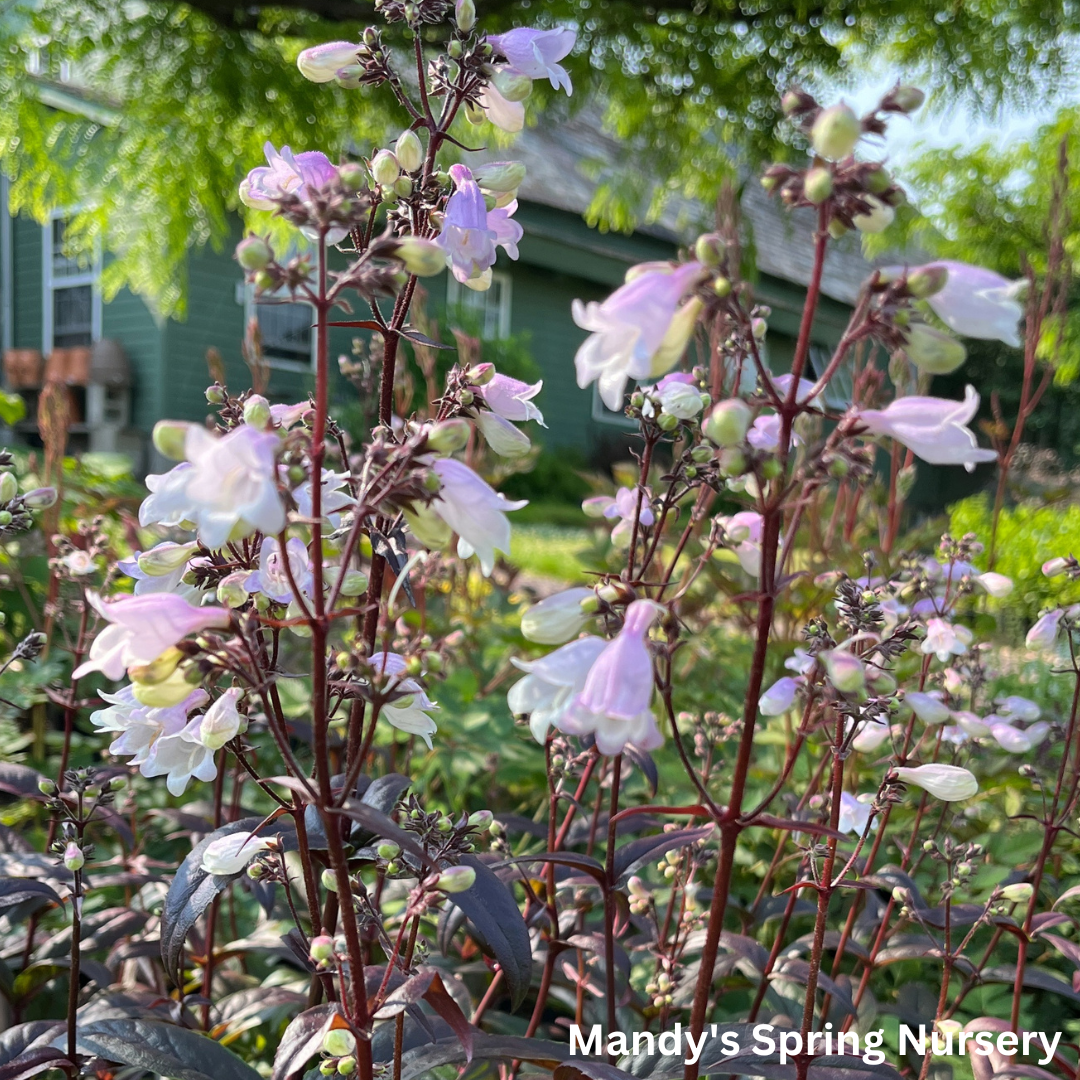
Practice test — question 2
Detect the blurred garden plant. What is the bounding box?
[2,10,1080,1080]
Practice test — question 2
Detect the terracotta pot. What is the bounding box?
[44,349,70,384]
[3,349,43,388]
[65,347,92,385]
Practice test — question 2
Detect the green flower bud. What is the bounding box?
[205,384,226,404]
[321,868,339,892]
[436,865,476,893]
[455,0,475,31]
[377,842,402,860]
[811,104,861,160]
[712,275,732,298]
[694,234,725,267]
[393,176,414,198]
[63,842,85,872]
[0,472,17,504]
[903,323,966,375]
[253,269,276,293]
[426,418,471,454]
[468,810,494,831]
[236,236,272,272]
[865,165,892,194]
[906,265,949,299]
[492,69,533,102]
[448,39,463,59]
[717,447,746,477]
[152,420,191,462]
[337,1058,357,1076]
[395,237,447,277]
[890,86,925,113]
[38,778,58,796]
[657,412,680,432]
[338,162,367,192]
[394,130,424,173]
[804,167,833,204]
[703,399,752,447]
[322,1030,356,1058]
[320,1062,337,1076]
[371,149,400,187]
[473,161,526,195]
[1000,882,1034,903]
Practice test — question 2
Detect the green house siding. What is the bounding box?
[12,215,42,350]
[101,288,163,433]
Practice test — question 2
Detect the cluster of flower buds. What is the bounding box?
[319,1027,359,1077]
[0,461,57,540]
[374,0,453,27]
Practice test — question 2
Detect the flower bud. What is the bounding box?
[455,0,475,30]
[890,86,925,113]
[905,265,948,299]
[127,646,184,686]
[436,865,476,893]
[395,237,446,277]
[393,176,414,198]
[905,691,950,726]
[1000,882,1034,903]
[218,571,251,608]
[138,542,197,578]
[703,399,752,447]
[336,162,367,193]
[236,236,272,272]
[321,868,338,892]
[717,447,746,477]
[38,778,58,797]
[492,69,533,102]
[297,41,360,83]
[377,842,401,860]
[522,587,593,644]
[473,161,527,195]
[694,234,725,267]
[310,934,335,963]
[468,809,494,831]
[322,1029,356,1058]
[803,167,833,204]
[243,394,272,430]
[320,1063,336,1077]
[894,763,979,802]
[0,472,17,504]
[21,486,56,510]
[811,104,861,160]
[751,317,768,340]
[1042,557,1070,578]
[371,150,400,187]
[152,420,192,462]
[902,323,966,375]
[821,648,866,694]
[132,666,197,707]
[853,195,895,234]
[395,130,424,173]
[337,1058,356,1076]
[1026,609,1063,649]
[426,418,471,454]
[63,842,85,872]
[338,570,369,597]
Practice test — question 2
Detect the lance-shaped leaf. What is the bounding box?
[443,855,532,1011]
[56,1019,261,1080]
[612,826,713,882]
[0,879,62,913]
[375,969,473,1061]
[398,1033,573,1080]
[0,1047,69,1080]
[334,800,432,871]
[160,817,296,986]
[0,1025,64,1070]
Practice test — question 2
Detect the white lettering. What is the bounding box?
[1038,1032,1061,1066]
[683,1030,707,1066]
[569,1025,601,1056]
[753,1024,776,1056]
[899,1026,927,1056]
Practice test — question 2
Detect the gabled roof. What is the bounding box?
[473,108,882,306]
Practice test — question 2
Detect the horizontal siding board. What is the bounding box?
[12,215,42,351]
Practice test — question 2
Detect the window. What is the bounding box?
[43,214,100,353]
[592,381,638,428]
[446,270,512,340]
[245,288,316,371]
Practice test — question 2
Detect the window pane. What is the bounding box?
[447,273,509,339]
[257,300,313,366]
[51,218,84,279]
[53,284,92,347]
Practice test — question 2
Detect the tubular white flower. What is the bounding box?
[1026,609,1064,649]
[977,571,1013,598]
[521,587,594,645]
[195,688,245,751]
[297,42,360,83]
[759,676,799,717]
[855,386,997,473]
[921,618,972,663]
[895,763,978,802]
[201,832,273,876]
[481,373,545,424]
[837,792,874,835]
[368,653,439,749]
[74,593,231,681]
[475,411,532,458]
[920,260,1025,348]
[573,262,705,411]
[905,691,950,726]
[428,457,527,577]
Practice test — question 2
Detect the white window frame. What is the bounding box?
[591,382,637,428]
[42,210,101,355]
[243,284,317,373]
[446,269,512,340]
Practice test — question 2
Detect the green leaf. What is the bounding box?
[0,393,25,427]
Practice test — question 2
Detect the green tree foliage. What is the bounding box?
[1,0,1078,313]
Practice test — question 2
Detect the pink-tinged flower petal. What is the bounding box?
[913,260,1024,348]
[488,27,576,93]
[477,85,525,132]
[297,41,360,83]
[74,593,231,681]
[856,385,997,472]
[573,600,660,722]
[481,373,544,424]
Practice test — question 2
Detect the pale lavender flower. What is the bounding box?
[437,165,522,286]
[759,676,799,716]
[90,685,208,770]
[987,719,1032,753]
[368,652,439,747]
[292,469,355,527]
[1026,609,1064,649]
[296,41,360,83]
[582,487,655,546]
[837,792,874,835]
[487,28,576,93]
[201,832,273,876]
[850,716,891,753]
[244,537,313,605]
[477,84,526,132]
[722,510,766,576]
[475,412,532,458]
[996,695,1040,722]
[481,374,545,424]
[573,262,705,410]
[508,635,608,744]
[855,386,997,472]
[429,457,527,576]
[921,617,972,662]
[240,142,346,242]
[905,691,950,725]
[74,593,231,681]
[747,413,801,452]
[654,373,704,419]
[571,600,660,723]
[913,260,1025,348]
